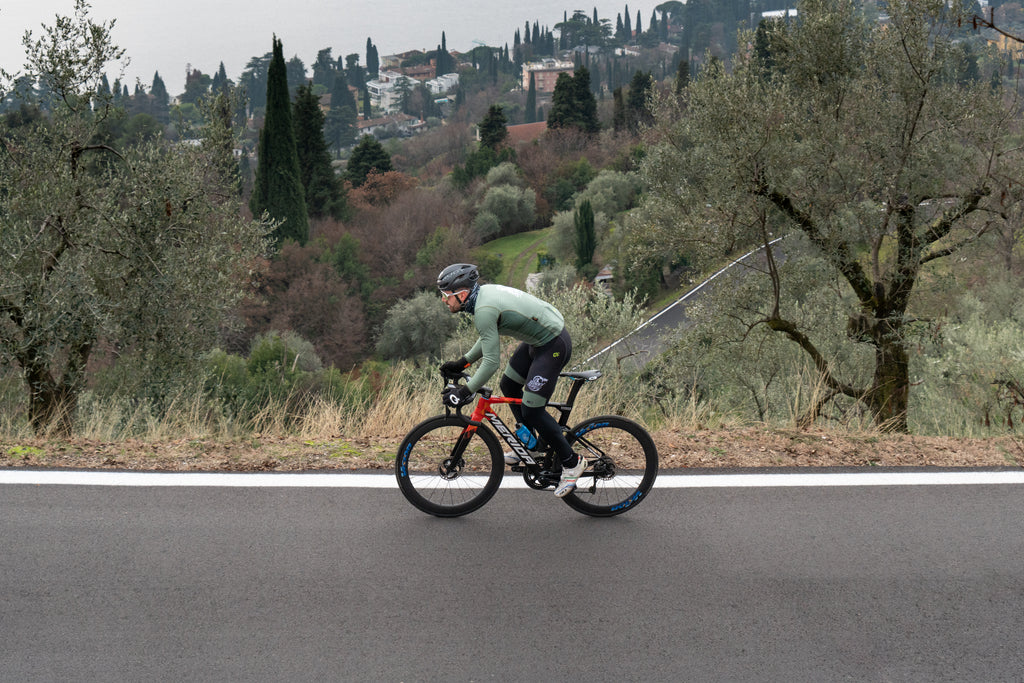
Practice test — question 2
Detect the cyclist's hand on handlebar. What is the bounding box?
[440,357,470,378]
[441,384,473,407]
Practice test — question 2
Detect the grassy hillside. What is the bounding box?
[473,227,555,287]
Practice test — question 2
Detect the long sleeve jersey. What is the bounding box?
[463,284,564,393]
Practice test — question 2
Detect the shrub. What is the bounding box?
[472,211,501,240]
[376,290,459,360]
[575,170,643,217]
[477,185,537,236]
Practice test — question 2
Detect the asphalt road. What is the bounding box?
[3,477,1023,681]
[585,240,780,370]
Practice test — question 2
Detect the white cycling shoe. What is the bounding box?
[503,451,521,466]
[553,454,586,498]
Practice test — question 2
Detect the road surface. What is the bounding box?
[2,470,1023,681]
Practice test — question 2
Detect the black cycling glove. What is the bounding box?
[440,357,470,376]
[442,385,473,407]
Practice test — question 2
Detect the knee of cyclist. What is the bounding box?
[499,375,522,398]
[519,403,549,428]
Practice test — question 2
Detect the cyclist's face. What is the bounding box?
[441,289,467,312]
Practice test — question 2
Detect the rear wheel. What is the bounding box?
[562,415,658,517]
[395,415,504,517]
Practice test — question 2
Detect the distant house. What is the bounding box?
[425,72,459,95]
[356,113,425,139]
[365,70,414,113]
[400,64,435,81]
[521,59,575,93]
[382,50,426,69]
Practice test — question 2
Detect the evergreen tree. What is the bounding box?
[345,135,392,186]
[211,62,230,94]
[673,58,690,99]
[345,54,366,88]
[525,71,537,123]
[574,199,596,269]
[366,38,379,78]
[613,86,626,131]
[547,67,599,134]
[312,48,335,89]
[149,71,170,123]
[625,70,654,131]
[250,36,309,246]
[436,32,453,75]
[293,83,347,219]
[325,75,357,153]
[181,67,210,104]
[238,53,272,115]
[478,104,508,150]
[285,55,306,96]
[362,88,372,119]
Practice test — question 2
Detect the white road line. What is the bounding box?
[1,470,1023,488]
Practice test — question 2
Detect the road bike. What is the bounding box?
[395,369,658,517]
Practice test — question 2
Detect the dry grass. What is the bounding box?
[3,389,1024,472]
[3,364,1024,472]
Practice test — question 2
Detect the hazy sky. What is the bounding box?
[1,1,637,94]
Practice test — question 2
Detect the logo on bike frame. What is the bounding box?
[487,413,537,465]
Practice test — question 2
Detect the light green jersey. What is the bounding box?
[463,284,564,393]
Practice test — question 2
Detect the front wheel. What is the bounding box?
[562,415,658,517]
[395,415,504,517]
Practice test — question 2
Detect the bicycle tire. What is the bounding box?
[395,415,504,517]
[562,415,658,517]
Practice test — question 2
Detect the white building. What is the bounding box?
[365,70,415,113]
[425,72,459,95]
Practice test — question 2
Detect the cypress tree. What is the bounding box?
[438,32,452,75]
[366,38,379,78]
[574,199,596,269]
[325,74,358,153]
[575,67,599,133]
[150,71,169,123]
[293,83,347,219]
[250,35,309,246]
[525,72,537,124]
[613,86,626,132]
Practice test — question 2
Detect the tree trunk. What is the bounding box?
[21,339,91,437]
[26,370,77,437]
[867,330,910,433]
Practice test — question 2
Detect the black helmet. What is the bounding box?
[437,263,479,291]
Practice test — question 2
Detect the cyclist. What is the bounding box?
[437,263,584,497]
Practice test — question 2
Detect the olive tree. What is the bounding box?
[0,1,272,433]
[635,0,1023,431]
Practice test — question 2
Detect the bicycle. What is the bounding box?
[395,368,659,517]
